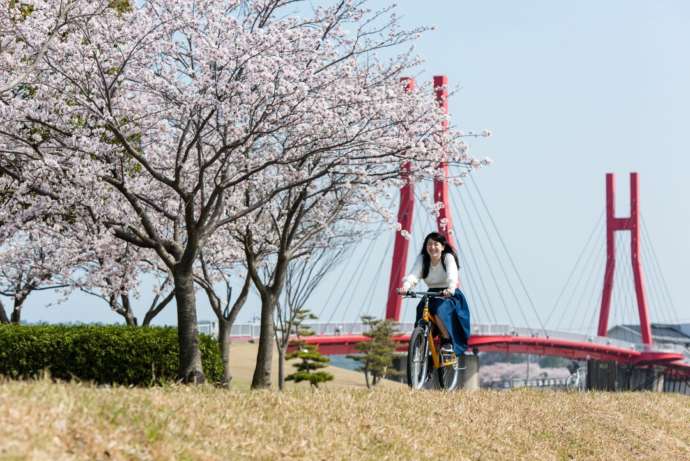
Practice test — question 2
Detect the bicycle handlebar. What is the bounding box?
[400,290,446,299]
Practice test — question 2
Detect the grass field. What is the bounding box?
[225,341,402,390]
[1,378,689,461]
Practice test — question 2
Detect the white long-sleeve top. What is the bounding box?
[401,253,459,292]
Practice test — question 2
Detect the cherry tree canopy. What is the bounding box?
[0,0,477,382]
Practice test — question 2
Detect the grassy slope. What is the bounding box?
[1,380,688,460]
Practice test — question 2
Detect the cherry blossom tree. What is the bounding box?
[75,249,175,327]
[0,231,68,324]
[194,248,252,386]
[0,0,119,99]
[0,195,91,324]
[1,0,474,383]
[242,172,383,388]
[273,245,348,390]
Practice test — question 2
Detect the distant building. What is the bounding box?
[608,323,690,350]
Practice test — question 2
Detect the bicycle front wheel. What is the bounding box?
[437,358,460,391]
[407,326,431,389]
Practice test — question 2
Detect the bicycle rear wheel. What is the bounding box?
[407,326,431,389]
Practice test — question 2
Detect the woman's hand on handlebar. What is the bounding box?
[441,288,452,297]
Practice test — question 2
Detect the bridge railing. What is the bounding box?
[483,369,586,391]
[471,324,690,357]
[228,322,689,363]
[229,322,417,338]
[471,324,642,350]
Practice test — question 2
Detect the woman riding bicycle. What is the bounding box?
[398,232,471,359]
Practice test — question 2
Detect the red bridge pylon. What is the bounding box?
[385,75,459,321]
[598,172,653,345]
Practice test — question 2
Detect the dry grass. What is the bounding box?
[1,379,688,461]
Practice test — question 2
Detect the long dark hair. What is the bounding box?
[421,232,459,278]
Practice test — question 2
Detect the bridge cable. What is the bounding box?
[316,242,359,321]
[352,233,394,322]
[612,233,628,328]
[450,179,513,326]
[457,246,496,325]
[449,180,502,324]
[318,194,396,322]
[315,215,391,322]
[580,232,606,334]
[641,215,679,322]
[456,239,498,325]
[617,233,638,329]
[575,233,606,334]
[467,173,548,333]
[545,210,604,329]
[565,214,604,334]
[460,183,520,328]
[563,215,606,332]
[446,186,498,325]
[447,210,491,324]
[460,177,529,329]
[623,232,646,328]
[323,222,387,325]
[639,231,670,324]
[316,241,359,320]
[565,231,605,334]
[450,178,517,327]
[634,219,668,323]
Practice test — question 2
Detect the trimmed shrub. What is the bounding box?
[0,324,222,385]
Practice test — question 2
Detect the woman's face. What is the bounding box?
[426,238,444,261]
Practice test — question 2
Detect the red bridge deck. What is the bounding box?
[287,334,690,375]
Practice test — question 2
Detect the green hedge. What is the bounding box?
[0,324,222,385]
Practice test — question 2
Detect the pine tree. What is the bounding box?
[285,343,333,389]
[285,309,333,388]
[348,316,400,388]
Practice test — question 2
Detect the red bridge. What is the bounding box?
[281,76,690,386]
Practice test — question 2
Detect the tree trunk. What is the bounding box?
[251,293,275,389]
[10,300,23,324]
[10,291,29,325]
[0,299,9,324]
[121,294,138,327]
[218,317,232,387]
[364,368,371,389]
[173,266,205,384]
[10,308,20,324]
[277,343,286,391]
[123,311,137,327]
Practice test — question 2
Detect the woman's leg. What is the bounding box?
[415,299,424,324]
[427,299,451,341]
[430,314,450,339]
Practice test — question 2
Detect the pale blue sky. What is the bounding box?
[15,0,690,331]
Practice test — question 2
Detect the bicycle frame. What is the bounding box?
[403,290,461,390]
[417,293,456,369]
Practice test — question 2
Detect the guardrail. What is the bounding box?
[483,369,586,390]
[225,322,689,364]
[229,322,416,338]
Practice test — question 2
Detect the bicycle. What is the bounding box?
[402,290,461,390]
